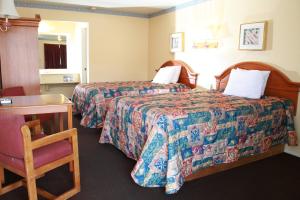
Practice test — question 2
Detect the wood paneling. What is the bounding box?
[0,15,40,95]
[1,15,40,28]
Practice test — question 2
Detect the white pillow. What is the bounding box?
[166,66,181,83]
[152,66,182,84]
[223,69,266,99]
[236,68,270,96]
[152,67,173,84]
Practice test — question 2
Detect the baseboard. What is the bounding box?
[284,145,300,158]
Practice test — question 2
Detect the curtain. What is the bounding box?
[60,44,67,68]
[44,44,67,69]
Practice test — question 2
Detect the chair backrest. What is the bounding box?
[2,86,25,97]
[0,114,25,159]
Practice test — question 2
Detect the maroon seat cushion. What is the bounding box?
[0,115,25,159]
[0,139,72,172]
[2,86,25,96]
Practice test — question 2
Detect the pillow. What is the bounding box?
[236,68,270,96]
[223,69,266,99]
[152,67,173,84]
[152,66,182,84]
[166,66,181,83]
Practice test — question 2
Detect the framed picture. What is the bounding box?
[239,21,267,50]
[170,32,184,53]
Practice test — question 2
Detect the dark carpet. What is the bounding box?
[1,115,300,200]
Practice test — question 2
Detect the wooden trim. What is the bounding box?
[36,186,57,199]
[56,188,80,200]
[158,60,198,89]
[24,119,41,128]
[185,144,284,181]
[71,130,81,192]
[0,15,41,28]
[26,178,38,200]
[35,155,74,177]
[68,104,74,171]
[67,104,73,129]
[215,61,300,114]
[0,105,69,115]
[59,113,64,131]
[24,180,58,199]
[0,162,26,177]
[0,180,24,195]
[0,166,4,184]
[24,119,42,135]
[31,128,76,150]
[21,126,38,200]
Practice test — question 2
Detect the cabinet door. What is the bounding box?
[0,26,40,95]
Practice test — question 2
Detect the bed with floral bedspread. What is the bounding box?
[72,81,190,128]
[99,90,297,194]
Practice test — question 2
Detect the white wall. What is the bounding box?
[18,7,149,82]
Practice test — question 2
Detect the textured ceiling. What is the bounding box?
[18,0,193,14]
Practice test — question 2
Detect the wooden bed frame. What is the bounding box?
[186,61,300,181]
[158,60,198,89]
[215,61,300,114]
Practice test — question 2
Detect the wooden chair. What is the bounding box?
[0,114,80,200]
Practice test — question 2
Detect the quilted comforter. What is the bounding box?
[99,90,297,194]
[72,81,190,128]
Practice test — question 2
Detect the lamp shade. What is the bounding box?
[0,0,19,19]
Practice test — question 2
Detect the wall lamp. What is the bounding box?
[0,0,19,32]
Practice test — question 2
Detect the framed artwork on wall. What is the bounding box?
[170,32,184,53]
[239,21,267,50]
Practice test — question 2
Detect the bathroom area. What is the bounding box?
[38,20,88,98]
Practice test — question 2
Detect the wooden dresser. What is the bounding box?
[0,15,41,95]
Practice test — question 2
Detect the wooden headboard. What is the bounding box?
[215,61,300,114]
[158,60,198,89]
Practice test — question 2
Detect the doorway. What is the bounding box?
[38,20,89,98]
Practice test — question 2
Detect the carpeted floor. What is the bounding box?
[1,115,300,200]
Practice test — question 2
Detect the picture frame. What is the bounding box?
[170,32,184,53]
[239,21,267,50]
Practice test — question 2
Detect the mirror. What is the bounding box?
[38,34,67,69]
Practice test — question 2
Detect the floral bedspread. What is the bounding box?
[72,81,190,128]
[99,90,297,194]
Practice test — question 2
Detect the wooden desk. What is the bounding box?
[0,94,72,130]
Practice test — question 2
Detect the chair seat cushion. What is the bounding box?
[0,139,72,172]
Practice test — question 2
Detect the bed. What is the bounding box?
[72,60,198,128]
[99,62,300,194]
